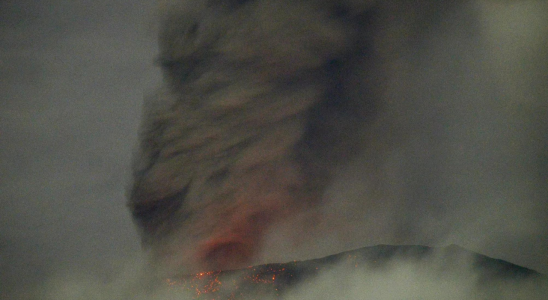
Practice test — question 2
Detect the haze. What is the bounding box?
[1,1,546,299]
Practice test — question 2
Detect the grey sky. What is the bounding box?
[1,0,547,299]
[1,0,161,295]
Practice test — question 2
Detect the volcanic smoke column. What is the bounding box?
[127,0,444,274]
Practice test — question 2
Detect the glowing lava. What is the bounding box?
[163,245,542,299]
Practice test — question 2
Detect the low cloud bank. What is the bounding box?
[31,245,547,300]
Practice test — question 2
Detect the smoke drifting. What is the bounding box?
[1,0,547,299]
[257,0,548,275]
[34,246,548,300]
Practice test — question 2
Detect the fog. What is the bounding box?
[0,0,159,297]
[1,0,547,299]
[28,250,548,300]
[257,0,548,274]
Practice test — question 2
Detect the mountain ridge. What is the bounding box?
[164,244,544,299]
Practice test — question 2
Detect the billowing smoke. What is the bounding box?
[127,0,548,277]
[258,0,548,273]
[34,248,548,300]
[1,0,547,299]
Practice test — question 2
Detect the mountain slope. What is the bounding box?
[164,244,544,299]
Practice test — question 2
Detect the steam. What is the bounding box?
[34,253,547,300]
[258,0,548,273]
[283,261,547,300]
[1,0,547,299]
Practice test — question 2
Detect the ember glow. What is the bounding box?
[161,245,545,300]
[28,245,548,300]
[1,1,547,299]
[165,265,296,299]
[166,271,224,297]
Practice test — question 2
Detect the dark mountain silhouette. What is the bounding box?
[164,244,544,299]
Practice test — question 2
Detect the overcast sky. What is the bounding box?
[0,0,162,295]
[1,1,547,299]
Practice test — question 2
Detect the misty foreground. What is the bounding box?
[37,244,547,300]
[162,244,545,300]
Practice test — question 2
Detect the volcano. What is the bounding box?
[163,244,544,299]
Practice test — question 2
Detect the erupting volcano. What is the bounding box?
[163,245,544,299]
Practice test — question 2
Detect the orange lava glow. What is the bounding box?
[164,253,364,299]
[166,270,224,297]
[165,265,294,299]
